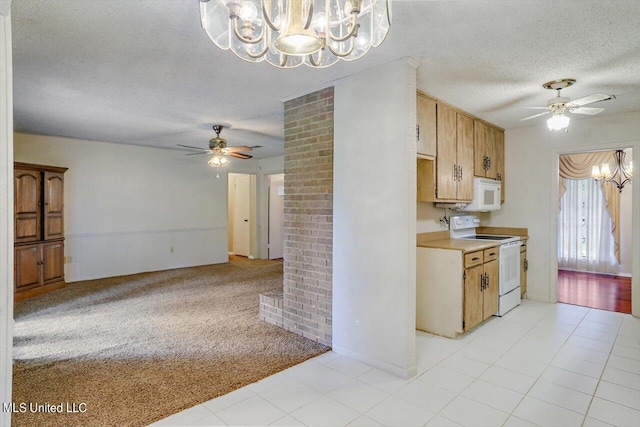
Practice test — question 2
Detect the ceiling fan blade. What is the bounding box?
[177,144,208,150]
[186,151,212,156]
[569,106,605,115]
[517,106,550,110]
[567,93,615,107]
[520,111,551,121]
[225,146,253,153]
[230,152,253,160]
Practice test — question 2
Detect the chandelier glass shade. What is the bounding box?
[199,0,392,68]
[591,149,633,192]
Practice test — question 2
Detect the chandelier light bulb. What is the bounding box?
[600,163,611,178]
[312,12,327,32]
[355,31,370,49]
[239,1,258,21]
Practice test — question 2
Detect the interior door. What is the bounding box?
[268,174,284,259]
[233,174,251,257]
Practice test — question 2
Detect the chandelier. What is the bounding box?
[199,0,392,68]
[592,149,633,192]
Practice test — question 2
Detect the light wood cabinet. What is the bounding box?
[417,244,500,337]
[416,93,437,158]
[520,241,528,297]
[463,250,499,331]
[416,91,504,204]
[419,104,474,203]
[14,163,67,301]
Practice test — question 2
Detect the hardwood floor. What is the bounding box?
[557,269,632,314]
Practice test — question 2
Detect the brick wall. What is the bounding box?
[282,87,334,346]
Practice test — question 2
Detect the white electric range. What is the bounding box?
[450,215,521,316]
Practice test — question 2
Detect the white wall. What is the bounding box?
[333,59,417,378]
[14,133,230,282]
[0,8,13,427]
[487,112,640,316]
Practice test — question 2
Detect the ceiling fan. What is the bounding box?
[519,79,616,131]
[177,124,259,160]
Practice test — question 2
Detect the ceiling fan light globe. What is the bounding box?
[547,114,570,131]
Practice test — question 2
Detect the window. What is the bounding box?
[558,178,618,274]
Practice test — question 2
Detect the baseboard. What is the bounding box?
[332,344,417,379]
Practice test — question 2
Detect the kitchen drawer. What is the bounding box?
[483,247,499,262]
[465,251,484,268]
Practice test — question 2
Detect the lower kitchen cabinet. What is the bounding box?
[463,250,499,331]
[417,245,500,337]
[14,240,65,300]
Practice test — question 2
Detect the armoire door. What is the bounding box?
[14,169,41,243]
[15,244,42,291]
[43,241,65,285]
[44,172,64,240]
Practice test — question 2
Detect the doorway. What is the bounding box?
[268,173,284,259]
[228,173,255,258]
[556,149,633,314]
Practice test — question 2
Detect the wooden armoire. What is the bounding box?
[14,162,67,301]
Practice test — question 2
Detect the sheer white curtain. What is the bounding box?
[558,178,619,274]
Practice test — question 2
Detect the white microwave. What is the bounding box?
[460,178,501,212]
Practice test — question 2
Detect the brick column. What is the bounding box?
[282,87,334,346]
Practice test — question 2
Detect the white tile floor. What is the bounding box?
[151,301,640,427]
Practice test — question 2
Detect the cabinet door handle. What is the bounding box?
[416,124,420,141]
[485,273,489,288]
[453,164,457,181]
[472,257,480,261]
[524,259,528,271]
[489,252,496,256]
[480,274,485,291]
[459,166,463,181]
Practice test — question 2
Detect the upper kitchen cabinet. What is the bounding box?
[435,104,474,202]
[416,91,504,204]
[474,123,505,180]
[474,123,505,202]
[416,92,437,158]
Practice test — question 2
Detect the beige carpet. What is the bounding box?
[12,259,329,427]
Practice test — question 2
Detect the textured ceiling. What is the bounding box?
[11,0,640,159]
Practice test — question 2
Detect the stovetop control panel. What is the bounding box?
[450,215,480,231]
